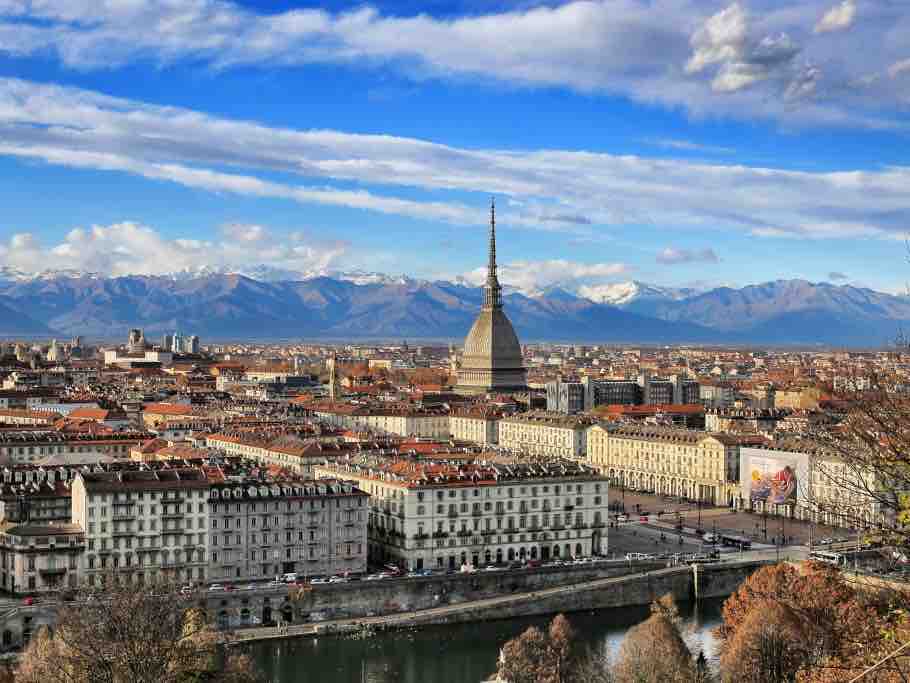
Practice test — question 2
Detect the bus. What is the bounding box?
[808,551,846,567]
[719,534,752,549]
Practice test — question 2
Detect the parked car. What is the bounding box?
[281,572,298,583]
[328,576,349,583]
[310,577,329,585]
[208,584,225,592]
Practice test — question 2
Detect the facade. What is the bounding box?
[738,442,893,529]
[0,523,84,594]
[448,407,500,445]
[546,380,585,414]
[316,458,609,571]
[455,201,527,394]
[587,423,740,506]
[582,378,642,409]
[72,468,211,587]
[498,412,593,460]
[207,478,368,582]
[310,403,450,439]
[0,431,145,466]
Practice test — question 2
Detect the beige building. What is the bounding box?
[0,522,83,594]
[311,403,450,439]
[72,468,211,587]
[499,412,593,460]
[207,478,368,582]
[316,458,609,571]
[449,407,500,445]
[587,423,740,506]
[0,430,145,466]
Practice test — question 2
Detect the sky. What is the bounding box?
[0,0,907,296]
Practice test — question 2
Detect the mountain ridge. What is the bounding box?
[0,272,905,345]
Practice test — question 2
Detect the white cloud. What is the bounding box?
[656,247,720,265]
[460,259,632,295]
[643,138,735,154]
[889,58,910,78]
[814,0,857,33]
[0,78,908,243]
[0,222,348,278]
[687,5,801,94]
[0,0,903,127]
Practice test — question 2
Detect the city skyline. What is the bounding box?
[0,0,907,296]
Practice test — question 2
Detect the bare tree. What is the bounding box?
[15,577,259,683]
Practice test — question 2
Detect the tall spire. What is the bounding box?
[484,197,502,309]
[488,197,497,277]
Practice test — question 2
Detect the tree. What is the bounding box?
[496,614,600,683]
[15,577,259,683]
[613,595,696,683]
[718,561,909,682]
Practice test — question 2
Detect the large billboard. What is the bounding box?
[748,455,798,505]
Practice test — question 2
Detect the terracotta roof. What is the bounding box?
[143,403,194,416]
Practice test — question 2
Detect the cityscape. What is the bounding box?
[0,0,908,682]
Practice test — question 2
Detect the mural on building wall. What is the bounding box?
[748,456,798,506]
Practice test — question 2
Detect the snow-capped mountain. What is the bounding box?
[0,267,101,282]
[577,281,702,306]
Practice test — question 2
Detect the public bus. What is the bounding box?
[719,533,752,549]
[808,550,846,567]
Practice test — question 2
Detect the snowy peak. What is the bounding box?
[577,281,700,306]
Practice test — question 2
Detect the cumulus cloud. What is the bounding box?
[459,259,632,295]
[656,247,720,265]
[0,222,347,278]
[814,0,857,33]
[0,79,908,242]
[828,271,848,280]
[686,4,801,94]
[0,0,903,127]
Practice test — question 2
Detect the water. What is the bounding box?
[247,598,725,683]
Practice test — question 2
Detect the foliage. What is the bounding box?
[718,561,910,682]
[612,595,697,683]
[15,577,260,683]
[496,613,607,683]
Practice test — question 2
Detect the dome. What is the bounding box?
[461,308,523,371]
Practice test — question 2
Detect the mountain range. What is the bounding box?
[0,270,907,346]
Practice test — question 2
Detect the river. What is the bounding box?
[246,598,726,683]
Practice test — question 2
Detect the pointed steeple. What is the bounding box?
[484,197,502,309]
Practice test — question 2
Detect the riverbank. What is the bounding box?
[226,558,770,645]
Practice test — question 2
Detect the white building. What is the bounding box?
[498,412,593,460]
[316,458,609,571]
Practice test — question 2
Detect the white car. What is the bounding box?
[310,577,329,585]
[328,576,349,583]
[207,584,225,592]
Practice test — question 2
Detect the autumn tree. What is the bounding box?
[613,595,697,683]
[15,577,259,683]
[496,613,604,683]
[718,561,909,682]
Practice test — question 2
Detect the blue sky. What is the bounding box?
[0,0,907,298]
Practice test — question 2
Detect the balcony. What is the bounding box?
[471,509,482,517]
[480,529,496,536]
[447,511,458,519]
[112,511,135,521]
[563,505,574,512]
[572,523,588,530]
[456,530,471,538]
[412,533,430,540]
[432,531,449,539]
[161,512,184,520]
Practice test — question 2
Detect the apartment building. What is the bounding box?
[0,430,146,466]
[205,431,370,476]
[72,468,211,587]
[316,458,609,571]
[310,402,450,439]
[0,522,84,594]
[586,423,740,506]
[498,412,593,459]
[207,478,368,582]
[448,406,500,445]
